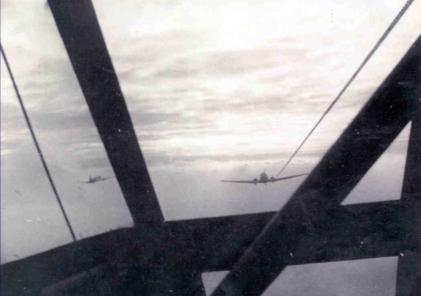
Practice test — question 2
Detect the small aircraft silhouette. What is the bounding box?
[221,172,307,185]
[81,175,114,184]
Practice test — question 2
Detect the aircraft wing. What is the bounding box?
[221,179,258,184]
[271,173,308,182]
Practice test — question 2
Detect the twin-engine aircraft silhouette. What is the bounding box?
[81,175,114,184]
[222,172,307,185]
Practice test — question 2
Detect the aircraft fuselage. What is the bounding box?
[255,172,277,184]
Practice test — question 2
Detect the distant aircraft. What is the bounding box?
[221,172,307,185]
[81,175,114,184]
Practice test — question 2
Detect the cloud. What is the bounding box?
[1,0,419,263]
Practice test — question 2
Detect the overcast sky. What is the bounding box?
[1,0,420,294]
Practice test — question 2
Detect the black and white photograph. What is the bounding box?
[1,0,420,295]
